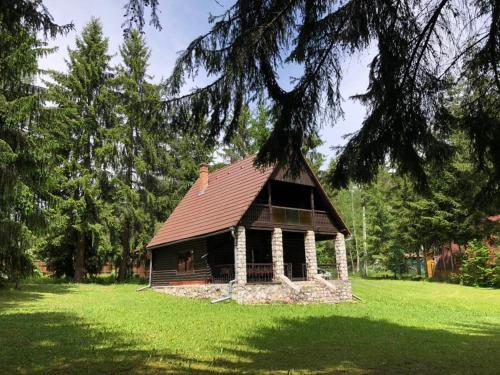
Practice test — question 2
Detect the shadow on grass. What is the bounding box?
[206,316,500,374]
[0,282,76,313]
[0,310,194,374]
[1,283,499,374]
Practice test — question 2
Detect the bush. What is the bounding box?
[459,240,496,287]
[494,259,500,288]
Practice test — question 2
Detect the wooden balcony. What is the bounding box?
[241,203,337,234]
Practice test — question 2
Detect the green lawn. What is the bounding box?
[1,279,499,374]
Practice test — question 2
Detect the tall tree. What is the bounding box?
[111,29,164,281]
[44,18,114,281]
[133,0,499,198]
[219,103,271,164]
[0,1,71,286]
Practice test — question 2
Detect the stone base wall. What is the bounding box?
[294,280,352,304]
[233,280,352,304]
[154,279,352,304]
[154,284,228,300]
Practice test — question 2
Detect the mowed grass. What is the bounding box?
[1,279,499,374]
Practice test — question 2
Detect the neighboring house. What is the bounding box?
[146,155,352,304]
[426,242,464,280]
[427,215,500,279]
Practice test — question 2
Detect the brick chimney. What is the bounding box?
[198,163,209,194]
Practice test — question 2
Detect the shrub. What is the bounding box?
[459,240,495,287]
[493,258,500,288]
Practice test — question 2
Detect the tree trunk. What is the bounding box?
[423,247,429,277]
[450,243,455,272]
[13,262,20,289]
[362,204,368,277]
[348,248,355,274]
[350,188,360,274]
[74,232,85,282]
[416,245,422,276]
[118,219,131,282]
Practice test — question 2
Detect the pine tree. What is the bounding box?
[0,31,48,286]
[44,18,114,281]
[133,0,499,198]
[219,103,271,163]
[111,29,164,281]
[0,1,70,287]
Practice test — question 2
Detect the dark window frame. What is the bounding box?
[176,251,194,274]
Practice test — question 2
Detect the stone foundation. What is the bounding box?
[154,284,227,300]
[154,279,352,304]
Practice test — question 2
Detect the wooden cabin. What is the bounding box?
[146,155,352,304]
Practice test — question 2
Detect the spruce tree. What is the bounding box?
[44,18,114,281]
[111,30,164,281]
[132,0,499,197]
[0,1,70,287]
[0,30,49,286]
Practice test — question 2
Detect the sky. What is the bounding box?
[40,0,373,167]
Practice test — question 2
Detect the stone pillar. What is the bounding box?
[335,232,349,281]
[272,228,284,280]
[234,226,247,284]
[304,230,318,280]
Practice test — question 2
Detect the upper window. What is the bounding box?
[177,251,194,273]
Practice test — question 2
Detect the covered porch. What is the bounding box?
[207,226,348,285]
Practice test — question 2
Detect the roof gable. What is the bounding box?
[271,162,315,186]
[147,156,273,248]
[147,154,349,249]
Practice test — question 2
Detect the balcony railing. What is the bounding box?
[211,264,235,283]
[272,205,312,226]
[212,262,314,283]
[241,203,335,232]
[247,263,273,283]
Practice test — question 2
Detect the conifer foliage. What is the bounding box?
[111,30,165,281]
[39,20,213,281]
[133,0,499,197]
[44,19,115,281]
[0,1,72,286]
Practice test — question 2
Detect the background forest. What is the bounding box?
[1,3,499,288]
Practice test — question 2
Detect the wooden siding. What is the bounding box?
[314,210,338,233]
[240,204,338,234]
[151,238,212,286]
[271,164,315,186]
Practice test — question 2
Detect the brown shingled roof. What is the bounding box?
[147,156,273,248]
[147,154,349,249]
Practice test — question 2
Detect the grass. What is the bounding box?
[1,278,499,374]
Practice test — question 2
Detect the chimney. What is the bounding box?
[198,163,209,194]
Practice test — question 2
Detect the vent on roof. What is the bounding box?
[198,163,209,194]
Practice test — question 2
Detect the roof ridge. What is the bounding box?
[208,154,256,177]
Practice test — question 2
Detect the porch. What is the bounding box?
[152,226,351,303]
[206,226,348,286]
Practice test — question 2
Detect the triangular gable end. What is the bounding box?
[241,155,350,236]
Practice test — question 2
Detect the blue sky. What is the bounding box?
[40,0,373,167]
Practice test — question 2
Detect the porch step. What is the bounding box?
[282,279,352,303]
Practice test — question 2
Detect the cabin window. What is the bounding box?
[177,251,194,273]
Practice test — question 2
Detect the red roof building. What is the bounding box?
[147,154,352,304]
